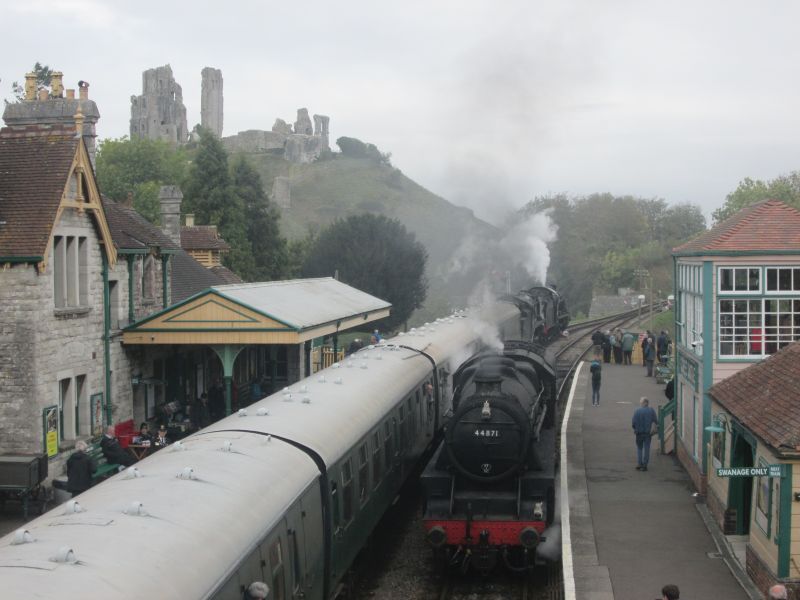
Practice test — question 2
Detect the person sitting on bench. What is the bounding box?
[100,425,135,467]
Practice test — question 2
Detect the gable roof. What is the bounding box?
[209,265,243,284]
[103,198,180,252]
[0,126,79,259]
[708,342,800,455]
[181,225,230,251]
[170,250,229,303]
[673,199,800,255]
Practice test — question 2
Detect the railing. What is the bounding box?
[311,347,345,373]
[659,398,676,455]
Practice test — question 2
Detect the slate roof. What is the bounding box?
[209,265,243,284]
[103,199,179,251]
[708,342,800,455]
[212,278,391,330]
[181,225,230,251]
[0,125,79,259]
[673,199,800,254]
[170,250,228,303]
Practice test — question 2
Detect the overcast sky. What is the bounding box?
[4,0,799,225]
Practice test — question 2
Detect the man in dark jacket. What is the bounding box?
[632,397,658,471]
[66,440,95,496]
[100,426,134,467]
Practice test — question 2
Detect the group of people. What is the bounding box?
[592,328,637,365]
[66,423,173,497]
[347,329,383,355]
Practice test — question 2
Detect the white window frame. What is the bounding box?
[718,297,800,358]
[765,266,800,294]
[718,266,761,294]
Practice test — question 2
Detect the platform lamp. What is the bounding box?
[704,413,732,434]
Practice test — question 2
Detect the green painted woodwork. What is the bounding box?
[701,261,714,474]
[211,344,245,416]
[778,464,792,577]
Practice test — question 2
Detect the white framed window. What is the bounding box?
[719,298,800,357]
[53,235,89,309]
[765,267,800,293]
[718,267,760,294]
[58,374,86,441]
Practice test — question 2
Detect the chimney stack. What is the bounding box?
[50,72,64,98]
[24,72,37,101]
[78,80,89,100]
[37,89,48,101]
[66,89,75,100]
[159,186,183,247]
[185,213,195,227]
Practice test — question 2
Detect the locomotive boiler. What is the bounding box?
[421,341,557,573]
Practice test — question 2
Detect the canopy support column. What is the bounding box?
[211,344,245,416]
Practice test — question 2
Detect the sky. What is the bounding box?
[3,0,800,225]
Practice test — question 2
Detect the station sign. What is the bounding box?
[716,465,784,478]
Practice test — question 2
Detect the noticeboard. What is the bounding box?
[90,392,104,436]
[42,405,58,458]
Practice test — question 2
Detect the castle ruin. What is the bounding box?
[223,108,330,164]
[129,65,188,144]
[200,67,223,137]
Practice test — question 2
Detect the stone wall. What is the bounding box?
[130,65,188,145]
[201,67,223,138]
[677,438,707,495]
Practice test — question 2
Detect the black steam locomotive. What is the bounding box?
[502,285,570,343]
[421,341,557,573]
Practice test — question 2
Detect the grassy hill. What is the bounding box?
[236,151,499,320]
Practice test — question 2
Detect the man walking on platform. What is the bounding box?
[589,358,602,406]
[621,330,634,365]
[632,397,657,471]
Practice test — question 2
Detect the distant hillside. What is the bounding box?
[236,151,499,318]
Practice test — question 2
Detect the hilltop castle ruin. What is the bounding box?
[129,65,329,165]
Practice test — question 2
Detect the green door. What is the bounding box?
[728,431,755,534]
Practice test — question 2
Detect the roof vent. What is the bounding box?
[257,407,269,416]
[375,353,383,360]
[346,361,354,368]
[172,441,185,452]
[64,500,84,514]
[360,362,368,369]
[300,385,309,393]
[332,363,341,369]
[368,344,375,350]
[178,467,195,480]
[124,501,147,516]
[302,397,311,404]
[398,332,405,337]
[124,467,142,479]
[318,375,327,383]
[50,546,77,564]
[238,409,248,417]
[335,377,343,385]
[222,441,233,452]
[283,393,293,402]
[12,529,34,545]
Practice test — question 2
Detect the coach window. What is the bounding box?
[358,443,369,504]
[331,481,340,530]
[384,422,393,470]
[372,431,382,488]
[399,405,406,450]
[342,458,354,524]
[270,538,286,600]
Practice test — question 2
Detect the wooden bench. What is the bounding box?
[86,440,120,484]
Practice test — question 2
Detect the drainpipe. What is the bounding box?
[102,252,112,426]
[127,255,135,324]
[161,254,169,307]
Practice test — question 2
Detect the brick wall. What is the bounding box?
[747,544,800,599]
[707,485,727,531]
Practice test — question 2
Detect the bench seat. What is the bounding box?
[86,440,120,484]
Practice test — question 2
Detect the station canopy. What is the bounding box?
[123,277,391,346]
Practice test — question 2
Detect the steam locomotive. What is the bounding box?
[421,339,558,574]
[502,285,570,343]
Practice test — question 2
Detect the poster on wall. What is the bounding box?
[90,393,104,436]
[43,405,58,458]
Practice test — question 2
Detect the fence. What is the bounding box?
[311,347,345,373]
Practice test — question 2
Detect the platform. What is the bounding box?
[562,360,758,600]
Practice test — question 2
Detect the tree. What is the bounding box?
[183,129,254,278]
[301,215,427,330]
[713,174,800,224]
[230,156,289,281]
[95,136,188,223]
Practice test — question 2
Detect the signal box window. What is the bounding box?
[719,267,760,293]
